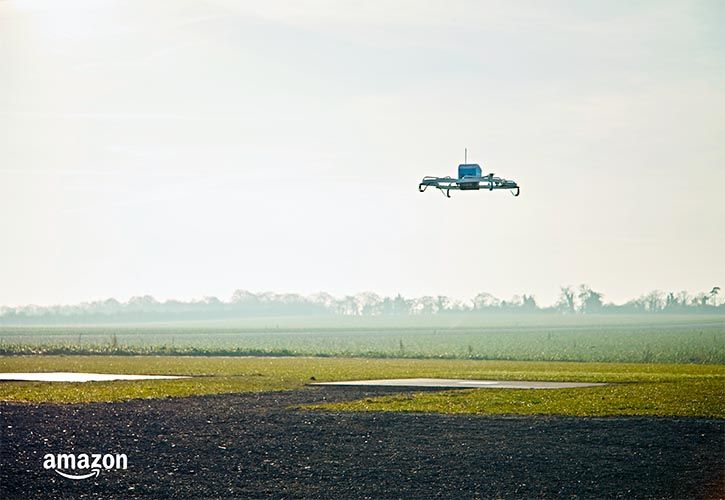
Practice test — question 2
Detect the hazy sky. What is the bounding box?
[1,0,724,307]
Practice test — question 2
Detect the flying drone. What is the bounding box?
[418,150,520,198]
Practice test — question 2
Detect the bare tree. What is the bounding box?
[557,286,576,314]
[578,285,603,314]
[643,290,664,312]
[472,292,501,310]
[709,286,721,306]
[435,295,452,313]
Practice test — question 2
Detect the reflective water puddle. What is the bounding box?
[312,378,605,389]
[0,372,189,382]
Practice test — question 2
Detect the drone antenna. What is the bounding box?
[465,147,467,163]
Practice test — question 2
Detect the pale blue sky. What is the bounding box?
[1,0,723,306]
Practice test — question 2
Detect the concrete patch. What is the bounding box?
[0,372,189,382]
[311,378,605,389]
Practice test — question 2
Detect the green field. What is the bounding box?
[2,315,722,417]
[310,375,725,418]
[1,314,723,364]
[0,356,723,418]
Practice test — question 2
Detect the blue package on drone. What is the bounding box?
[458,164,482,178]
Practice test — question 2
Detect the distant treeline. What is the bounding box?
[0,286,722,325]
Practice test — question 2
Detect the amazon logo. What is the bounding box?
[43,453,128,480]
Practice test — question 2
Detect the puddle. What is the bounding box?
[0,372,189,382]
[311,378,605,389]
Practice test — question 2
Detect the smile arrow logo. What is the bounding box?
[54,469,100,480]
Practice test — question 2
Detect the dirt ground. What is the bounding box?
[1,386,723,499]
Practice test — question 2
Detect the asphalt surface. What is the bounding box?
[1,387,723,499]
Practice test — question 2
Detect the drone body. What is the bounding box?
[419,154,520,198]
